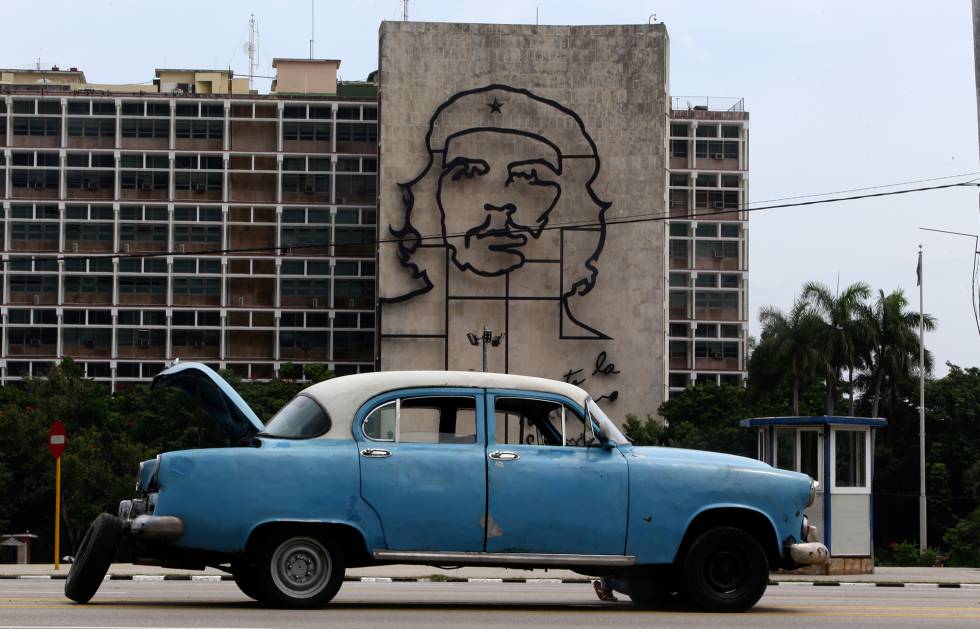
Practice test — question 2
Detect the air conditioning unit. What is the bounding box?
[311,297,319,308]
[712,251,725,259]
[238,296,245,307]
[712,153,724,159]
[177,243,185,253]
[71,242,79,253]
[33,294,40,305]
[122,243,130,253]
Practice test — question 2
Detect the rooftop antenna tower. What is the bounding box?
[243,14,258,90]
[310,0,315,59]
[403,0,409,21]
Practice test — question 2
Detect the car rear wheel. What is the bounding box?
[681,526,768,612]
[255,534,344,608]
[627,575,683,608]
[65,513,125,604]
[231,561,263,601]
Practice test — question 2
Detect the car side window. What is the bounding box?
[362,396,477,444]
[495,397,569,447]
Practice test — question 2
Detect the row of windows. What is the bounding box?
[670,140,740,160]
[0,205,376,224]
[6,100,378,120]
[669,322,742,338]
[5,308,375,329]
[7,327,374,351]
[668,272,741,288]
[669,223,741,238]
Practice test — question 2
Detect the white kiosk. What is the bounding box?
[739,416,886,574]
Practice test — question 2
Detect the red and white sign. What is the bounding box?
[48,419,66,459]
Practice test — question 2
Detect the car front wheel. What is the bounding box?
[255,534,345,608]
[681,526,769,612]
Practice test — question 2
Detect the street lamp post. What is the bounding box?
[466,325,505,372]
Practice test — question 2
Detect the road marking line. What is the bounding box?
[468,578,504,583]
[132,575,165,582]
[16,576,52,580]
[189,576,221,582]
[359,577,392,583]
[526,579,563,584]
[839,582,876,587]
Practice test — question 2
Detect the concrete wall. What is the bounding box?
[378,21,669,421]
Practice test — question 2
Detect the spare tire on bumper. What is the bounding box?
[65,513,125,603]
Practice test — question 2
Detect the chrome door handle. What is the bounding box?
[488,450,520,461]
[361,448,391,458]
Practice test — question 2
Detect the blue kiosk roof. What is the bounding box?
[739,416,888,428]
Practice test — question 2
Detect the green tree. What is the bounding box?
[755,299,823,415]
[802,281,871,416]
[860,289,935,419]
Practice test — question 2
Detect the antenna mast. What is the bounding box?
[402,0,409,21]
[246,14,258,90]
[310,0,315,59]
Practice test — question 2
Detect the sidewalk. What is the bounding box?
[2,563,979,586]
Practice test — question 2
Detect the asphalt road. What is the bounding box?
[1,580,979,628]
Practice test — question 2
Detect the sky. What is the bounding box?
[3,0,978,374]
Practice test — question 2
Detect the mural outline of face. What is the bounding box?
[383,84,612,340]
[438,130,563,276]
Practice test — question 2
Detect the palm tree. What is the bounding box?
[802,281,872,416]
[861,289,936,419]
[758,299,823,415]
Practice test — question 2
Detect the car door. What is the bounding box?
[354,388,487,552]
[484,390,629,555]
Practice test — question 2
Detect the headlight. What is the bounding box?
[807,480,819,507]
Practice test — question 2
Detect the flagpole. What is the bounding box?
[918,244,927,552]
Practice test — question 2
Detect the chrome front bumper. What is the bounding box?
[788,541,830,565]
[118,499,183,542]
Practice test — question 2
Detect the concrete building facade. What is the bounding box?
[377,22,672,416]
[0,61,377,387]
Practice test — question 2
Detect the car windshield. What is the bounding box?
[586,398,628,445]
[261,394,331,439]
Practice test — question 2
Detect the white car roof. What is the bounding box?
[302,371,591,440]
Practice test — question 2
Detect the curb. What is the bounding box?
[1,574,978,587]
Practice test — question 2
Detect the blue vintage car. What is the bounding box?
[65,362,827,610]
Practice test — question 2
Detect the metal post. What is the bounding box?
[482,325,490,372]
[54,456,61,570]
[918,245,927,552]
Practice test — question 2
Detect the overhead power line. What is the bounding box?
[2,178,977,269]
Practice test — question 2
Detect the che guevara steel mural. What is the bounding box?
[383,84,612,338]
[380,85,620,399]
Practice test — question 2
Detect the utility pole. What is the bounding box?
[403,0,409,21]
[466,326,504,372]
[917,244,927,551]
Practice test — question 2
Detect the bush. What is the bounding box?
[875,541,943,567]
[944,506,980,567]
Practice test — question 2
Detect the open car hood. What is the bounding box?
[152,362,264,442]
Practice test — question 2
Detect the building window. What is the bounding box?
[669,139,688,158]
[121,119,169,138]
[10,275,58,293]
[694,240,739,259]
[120,224,168,242]
[695,140,738,160]
[65,223,113,241]
[282,122,330,141]
[12,223,59,240]
[12,117,59,136]
[174,225,221,243]
[121,171,169,191]
[64,276,112,294]
[68,118,115,137]
[119,277,166,294]
[173,277,220,295]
